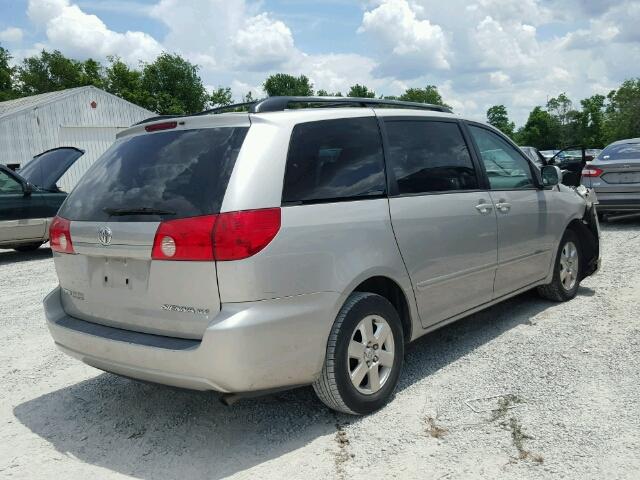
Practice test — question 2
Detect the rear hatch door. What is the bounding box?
[55,117,250,339]
[19,147,84,191]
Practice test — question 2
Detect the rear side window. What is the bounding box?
[385,120,478,194]
[282,117,386,204]
[59,127,248,222]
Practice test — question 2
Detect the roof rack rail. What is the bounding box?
[250,96,452,113]
[132,96,452,126]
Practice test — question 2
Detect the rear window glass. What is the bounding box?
[599,143,640,161]
[59,127,248,222]
[282,117,386,204]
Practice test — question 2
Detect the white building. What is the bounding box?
[0,86,153,191]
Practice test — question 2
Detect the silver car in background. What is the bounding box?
[582,138,640,215]
[43,97,601,415]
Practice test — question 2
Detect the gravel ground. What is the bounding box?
[1,220,639,480]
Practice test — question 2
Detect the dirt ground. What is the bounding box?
[1,220,639,479]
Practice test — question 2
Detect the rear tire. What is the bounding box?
[537,229,581,302]
[313,292,404,415]
[13,243,43,252]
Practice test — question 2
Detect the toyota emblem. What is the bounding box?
[98,226,112,246]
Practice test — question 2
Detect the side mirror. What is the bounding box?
[22,182,33,196]
[541,165,562,187]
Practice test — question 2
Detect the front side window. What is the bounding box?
[282,117,386,204]
[0,171,23,194]
[469,125,535,190]
[385,120,478,194]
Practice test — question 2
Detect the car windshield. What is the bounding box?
[599,143,640,161]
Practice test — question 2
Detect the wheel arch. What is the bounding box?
[351,275,413,343]
[564,216,599,280]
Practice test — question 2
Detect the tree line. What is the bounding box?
[487,84,640,149]
[1,44,638,149]
[0,46,448,114]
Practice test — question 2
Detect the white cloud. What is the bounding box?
[14,0,640,126]
[232,13,295,71]
[357,0,450,79]
[150,0,296,74]
[27,0,162,63]
[0,27,24,43]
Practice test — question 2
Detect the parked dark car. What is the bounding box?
[0,147,84,251]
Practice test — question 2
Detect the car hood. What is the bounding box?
[18,148,84,191]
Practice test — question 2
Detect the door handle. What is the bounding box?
[495,201,511,213]
[475,202,493,214]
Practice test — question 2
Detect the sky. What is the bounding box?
[0,0,639,125]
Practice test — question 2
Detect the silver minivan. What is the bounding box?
[44,97,600,415]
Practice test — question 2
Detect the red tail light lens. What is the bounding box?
[49,216,74,253]
[214,208,281,261]
[582,167,603,177]
[152,215,217,261]
[145,121,178,132]
[151,209,281,262]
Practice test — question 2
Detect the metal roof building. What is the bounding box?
[0,86,153,191]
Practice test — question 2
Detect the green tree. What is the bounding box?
[546,93,574,147]
[210,87,233,107]
[17,50,87,95]
[579,94,606,147]
[399,85,449,108]
[0,45,18,101]
[347,84,375,98]
[263,73,313,97]
[516,106,561,149]
[104,56,144,105]
[486,105,516,138]
[603,79,640,144]
[140,53,208,114]
[80,58,104,88]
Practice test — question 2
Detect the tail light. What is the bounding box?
[213,208,281,261]
[582,167,603,177]
[152,215,217,261]
[151,208,281,261]
[49,216,74,254]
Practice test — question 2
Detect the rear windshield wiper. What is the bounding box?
[103,207,176,216]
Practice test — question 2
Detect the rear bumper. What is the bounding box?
[44,287,340,393]
[594,195,640,212]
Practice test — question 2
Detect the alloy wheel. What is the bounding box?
[348,315,395,395]
[559,240,579,291]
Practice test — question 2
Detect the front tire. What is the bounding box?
[313,292,404,415]
[537,229,581,302]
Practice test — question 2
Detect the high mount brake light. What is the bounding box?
[50,216,74,253]
[151,208,281,261]
[145,121,178,132]
[581,167,603,177]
